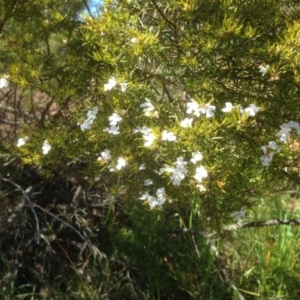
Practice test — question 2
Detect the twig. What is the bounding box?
[207,237,246,300]
[176,218,300,239]
[150,0,176,29]
[32,202,97,256]
[3,178,40,244]
[224,219,300,230]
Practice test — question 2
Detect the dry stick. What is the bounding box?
[3,178,40,244]
[178,219,300,239]
[32,202,95,255]
[206,237,246,300]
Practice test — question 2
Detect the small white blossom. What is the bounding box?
[87,107,98,120]
[109,113,122,126]
[134,126,156,147]
[156,188,166,206]
[160,157,188,186]
[140,99,155,116]
[98,149,111,161]
[267,141,281,152]
[180,117,193,128]
[120,82,128,92]
[162,130,177,141]
[231,209,246,221]
[194,166,208,182]
[42,140,51,155]
[191,152,203,164]
[104,77,117,91]
[221,102,234,113]
[140,188,166,209]
[261,145,268,155]
[16,136,29,147]
[116,157,126,170]
[259,65,269,77]
[0,77,8,89]
[79,120,92,131]
[200,103,216,118]
[139,164,146,170]
[131,37,138,44]
[260,152,274,167]
[186,99,201,117]
[197,184,207,192]
[287,120,300,131]
[103,125,120,135]
[244,103,260,117]
[276,123,292,142]
[78,107,98,131]
[144,179,153,186]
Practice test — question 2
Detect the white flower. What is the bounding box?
[194,166,208,182]
[131,37,138,44]
[103,125,120,135]
[87,107,98,120]
[16,136,29,147]
[260,152,274,167]
[259,65,269,77]
[186,99,201,117]
[78,107,98,131]
[221,102,234,113]
[42,140,51,155]
[191,152,203,164]
[120,82,128,92]
[159,164,174,174]
[116,157,126,170]
[162,130,177,141]
[261,145,268,155]
[276,123,292,142]
[104,77,117,91]
[244,103,260,117]
[160,157,188,186]
[156,188,166,206]
[134,126,156,147]
[140,188,166,209]
[200,103,216,118]
[144,179,153,186]
[140,99,155,116]
[79,119,92,131]
[98,149,111,161]
[139,164,146,170]
[287,120,300,130]
[180,117,193,128]
[267,141,281,152]
[0,77,8,89]
[197,184,207,192]
[231,209,246,221]
[109,113,122,126]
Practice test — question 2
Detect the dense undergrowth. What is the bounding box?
[1,149,300,299]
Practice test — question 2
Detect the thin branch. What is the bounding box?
[224,218,300,231]
[32,202,107,264]
[150,0,176,29]
[3,179,40,244]
[207,237,246,300]
[177,218,300,239]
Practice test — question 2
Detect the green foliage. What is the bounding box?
[221,194,300,299]
[3,0,300,227]
[2,0,300,297]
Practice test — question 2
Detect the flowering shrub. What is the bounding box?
[4,0,300,226]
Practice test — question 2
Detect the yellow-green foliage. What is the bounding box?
[3,0,300,227]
